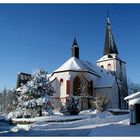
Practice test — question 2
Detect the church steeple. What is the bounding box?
[97,16,128,109]
[103,17,119,55]
[71,38,79,59]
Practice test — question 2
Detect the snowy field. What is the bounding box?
[0,110,140,137]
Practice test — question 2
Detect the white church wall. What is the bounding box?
[97,59,115,75]
[94,87,112,107]
[94,81,119,109]
[50,72,70,110]
[50,71,100,110]
[97,56,127,84]
[97,56,127,109]
[50,69,120,110]
[51,72,70,98]
[98,56,118,79]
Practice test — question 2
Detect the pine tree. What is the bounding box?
[61,96,79,115]
[14,69,54,118]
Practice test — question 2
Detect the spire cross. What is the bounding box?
[107,10,110,25]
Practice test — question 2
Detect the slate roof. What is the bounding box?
[104,17,119,55]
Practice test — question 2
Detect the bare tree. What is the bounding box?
[5,89,19,114]
[127,79,140,95]
[0,88,19,115]
[90,95,109,112]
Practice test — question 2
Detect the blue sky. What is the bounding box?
[0,4,140,90]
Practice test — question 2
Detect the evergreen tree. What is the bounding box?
[14,69,54,118]
[61,96,79,115]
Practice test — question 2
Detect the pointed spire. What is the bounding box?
[71,38,79,59]
[107,17,110,25]
[72,38,79,48]
[103,16,119,55]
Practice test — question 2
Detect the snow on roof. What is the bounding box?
[47,74,52,78]
[124,92,140,100]
[83,61,115,88]
[97,54,122,62]
[94,74,115,88]
[54,57,99,76]
[53,57,115,88]
[93,63,115,88]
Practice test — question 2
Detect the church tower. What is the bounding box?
[96,16,128,109]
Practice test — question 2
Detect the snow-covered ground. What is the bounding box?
[0,110,140,136]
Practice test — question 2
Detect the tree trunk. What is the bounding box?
[38,106,42,116]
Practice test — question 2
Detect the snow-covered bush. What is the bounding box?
[14,69,54,118]
[91,95,108,112]
[61,97,79,115]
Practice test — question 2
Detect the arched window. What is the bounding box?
[73,76,81,96]
[101,65,104,68]
[88,80,93,96]
[108,54,113,58]
[107,64,112,70]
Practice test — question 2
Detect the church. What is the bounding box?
[16,16,128,111]
[49,17,128,111]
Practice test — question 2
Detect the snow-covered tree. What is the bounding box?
[14,69,54,118]
[61,96,79,115]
